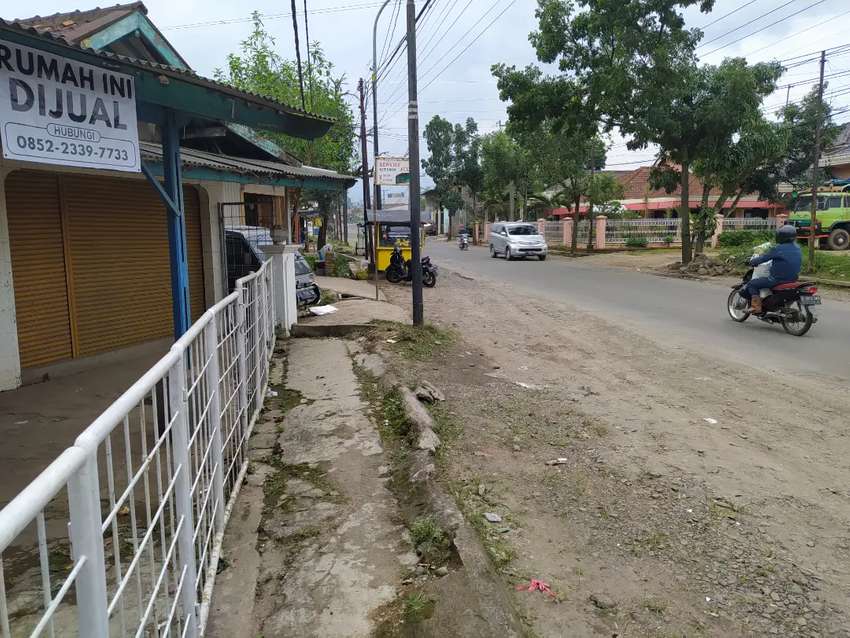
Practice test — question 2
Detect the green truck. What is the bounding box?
[788,186,850,250]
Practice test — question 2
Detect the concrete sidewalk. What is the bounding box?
[295,298,409,336]
[315,275,386,301]
[206,338,416,637]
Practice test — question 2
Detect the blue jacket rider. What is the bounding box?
[742,224,802,314]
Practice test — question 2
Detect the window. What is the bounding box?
[379,224,411,247]
[507,225,537,235]
[827,196,842,209]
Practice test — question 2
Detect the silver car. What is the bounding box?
[489,222,548,261]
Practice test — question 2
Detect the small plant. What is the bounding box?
[625,235,649,248]
[354,269,369,281]
[663,235,674,246]
[403,592,435,622]
[332,253,351,277]
[318,289,338,306]
[410,515,444,546]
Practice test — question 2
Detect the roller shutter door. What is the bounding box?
[6,170,205,366]
[63,175,205,357]
[6,172,73,368]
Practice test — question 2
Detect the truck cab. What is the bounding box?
[788,187,850,250]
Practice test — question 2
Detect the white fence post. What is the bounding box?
[67,455,109,638]
[237,284,250,433]
[253,277,264,413]
[204,320,226,533]
[168,359,200,638]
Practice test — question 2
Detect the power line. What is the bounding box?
[697,0,800,49]
[700,0,829,58]
[163,1,385,30]
[380,0,516,124]
[698,0,763,31]
[378,0,402,69]
[743,9,850,61]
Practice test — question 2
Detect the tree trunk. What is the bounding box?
[725,189,744,217]
[680,160,692,264]
[571,196,580,256]
[509,186,515,221]
[448,212,454,240]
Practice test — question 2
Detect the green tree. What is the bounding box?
[480,130,530,222]
[640,59,782,256]
[778,85,841,191]
[524,0,716,263]
[690,115,787,252]
[423,116,485,236]
[215,13,355,244]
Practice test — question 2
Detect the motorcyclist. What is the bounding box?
[742,224,802,314]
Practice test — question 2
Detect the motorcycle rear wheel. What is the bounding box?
[385,265,403,284]
[781,300,813,336]
[423,270,437,287]
[727,290,750,322]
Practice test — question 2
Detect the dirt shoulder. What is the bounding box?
[378,271,850,637]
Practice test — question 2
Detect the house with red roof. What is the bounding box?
[549,165,782,220]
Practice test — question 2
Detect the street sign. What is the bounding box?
[375,155,410,185]
[0,39,141,172]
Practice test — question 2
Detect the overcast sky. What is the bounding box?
[11,0,850,200]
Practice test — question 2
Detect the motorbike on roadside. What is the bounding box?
[458,233,470,250]
[727,264,821,336]
[385,245,438,287]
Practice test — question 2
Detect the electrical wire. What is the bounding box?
[700,0,829,58]
[164,1,386,30]
[743,8,850,61]
[698,0,800,49]
[378,1,402,70]
[698,0,763,31]
[379,0,516,125]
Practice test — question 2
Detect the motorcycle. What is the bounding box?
[458,233,470,250]
[727,267,821,336]
[385,245,438,287]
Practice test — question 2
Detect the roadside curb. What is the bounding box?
[378,368,525,636]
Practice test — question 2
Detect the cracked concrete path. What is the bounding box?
[206,338,416,638]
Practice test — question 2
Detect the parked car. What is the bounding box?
[225,229,320,305]
[489,222,548,260]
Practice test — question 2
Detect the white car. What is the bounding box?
[489,222,548,261]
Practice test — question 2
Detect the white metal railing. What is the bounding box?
[606,218,682,245]
[721,217,774,232]
[576,219,591,244]
[0,259,276,638]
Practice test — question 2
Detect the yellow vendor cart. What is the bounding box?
[367,208,427,272]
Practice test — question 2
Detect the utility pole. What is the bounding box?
[808,50,826,272]
[290,0,306,111]
[372,0,393,213]
[406,0,423,326]
[358,79,373,262]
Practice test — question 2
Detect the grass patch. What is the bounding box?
[318,288,339,305]
[381,389,411,439]
[804,250,850,281]
[409,515,452,564]
[262,460,342,516]
[427,403,463,454]
[451,480,516,570]
[371,321,455,360]
[403,591,436,623]
[410,515,445,546]
[643,597,668,615]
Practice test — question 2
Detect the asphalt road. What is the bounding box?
[425,241,850,384]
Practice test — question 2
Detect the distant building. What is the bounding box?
[549,165,781,220]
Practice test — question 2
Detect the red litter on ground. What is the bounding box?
[517,579,558,599]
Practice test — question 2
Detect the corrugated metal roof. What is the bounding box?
[13,3,144,44]
[139,141,355,185]
[0,16,333,126]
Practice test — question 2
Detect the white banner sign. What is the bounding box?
[0,39,140,172]
[375,155,409,186]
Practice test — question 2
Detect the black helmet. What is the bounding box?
[776,224,797,244]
